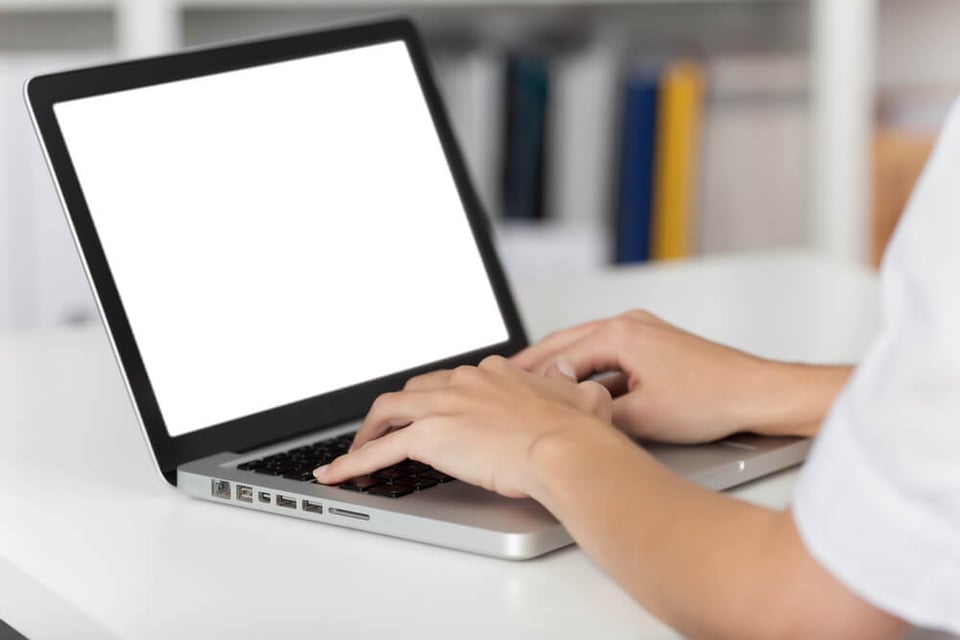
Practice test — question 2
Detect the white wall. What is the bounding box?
[878,0,960,92]
[0,55,102,330]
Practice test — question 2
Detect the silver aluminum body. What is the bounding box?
[178,424,809,560]
[25,24,812,562]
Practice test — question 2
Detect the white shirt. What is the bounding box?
[794,100,960,635]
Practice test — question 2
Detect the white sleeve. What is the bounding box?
[793,100,960,635]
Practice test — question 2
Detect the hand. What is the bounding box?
[512,310,794,444]
[313,355,627,498]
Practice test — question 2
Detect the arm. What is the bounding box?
[512,310,852,442]
[530,426,904,639]
[315,357,904,639]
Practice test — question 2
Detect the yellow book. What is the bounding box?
[651,60,705,260]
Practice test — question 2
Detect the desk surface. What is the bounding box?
[0,250,880,639]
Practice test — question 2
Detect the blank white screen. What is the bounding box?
[54,41,509,437]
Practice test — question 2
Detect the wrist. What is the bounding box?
[745,361,852,437]
[525,416,636,509]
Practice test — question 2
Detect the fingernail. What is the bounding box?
[313,465,329,479]
[556,358,576,380]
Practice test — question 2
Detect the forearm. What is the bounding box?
[531,429,784,638]
[528,423,903,639]
[748,363,853,438]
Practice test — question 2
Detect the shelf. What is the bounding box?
[183,0,799,6]
[0,0,875,264]
[0,0,799,10]
[0,0,110,10]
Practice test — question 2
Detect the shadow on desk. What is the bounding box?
[0,554,119,639]
[0,619,27,640]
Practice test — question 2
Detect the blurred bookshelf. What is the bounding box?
[0,0,922,331]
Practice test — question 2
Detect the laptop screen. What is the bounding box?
[52,40,509,438]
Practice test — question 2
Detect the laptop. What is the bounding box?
[25,18,810,560]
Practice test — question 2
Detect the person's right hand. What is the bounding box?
[512,310,839,444]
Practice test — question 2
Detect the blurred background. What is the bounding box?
[0,0,954,331]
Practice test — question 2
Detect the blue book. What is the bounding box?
[615,69,660,263]
[502,53,550,220]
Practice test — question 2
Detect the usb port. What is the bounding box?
[237,485,253,503]
[302,500,322,514]
[276,495,296,509]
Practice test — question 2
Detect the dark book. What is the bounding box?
[502,52,551,220]
[615,68,660,263]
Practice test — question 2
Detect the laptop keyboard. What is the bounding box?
[236,433,454,498]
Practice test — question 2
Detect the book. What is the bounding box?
[698,53,810,255]
[493,220,609,278]
[432,47,505,220]
[502,52,551,221]
[615,66,660,263]
[547,41,620,226]
[651,59,704,260]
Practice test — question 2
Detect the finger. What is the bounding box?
[515,310,667,372]
[510,320,600,370]
[578,379,614,423]
[478,354,511,371]
[595,372,629,397]
[534,325,625,381]
[317,426,422,484]
[349,389,449,453]
[403,369,453,392]
[542,357,577,382]
[609,395,658,440]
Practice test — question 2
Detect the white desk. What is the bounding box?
[0,250,880,639]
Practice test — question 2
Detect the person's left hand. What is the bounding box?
[313,355,624,498]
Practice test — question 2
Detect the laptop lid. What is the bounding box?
[26,18,527,484]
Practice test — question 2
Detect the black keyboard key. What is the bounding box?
[283,470,318,482]
[367,484,414,498]
[407,477,438,491]
[237,433,360,481]
[406,461,432,474]
[262,466,290,476]
[393,460,427,475]
[338,476,382,492]
[420,470,454,483]
[372,467,408,483]
[292,456,323,468]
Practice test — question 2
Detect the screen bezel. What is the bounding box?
[26,18,528,484]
